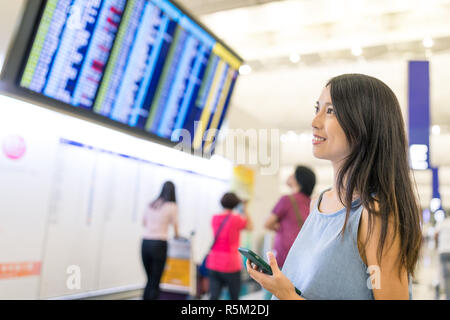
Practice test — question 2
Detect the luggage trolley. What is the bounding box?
[159,237,196,299]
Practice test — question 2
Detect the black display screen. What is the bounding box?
[15,0,242,154]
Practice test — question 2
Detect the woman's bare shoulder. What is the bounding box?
[309,193,319,212]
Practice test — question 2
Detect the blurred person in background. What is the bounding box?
[141,181,179,300]
[206,192,253,300]
[264,166,316,268]
[435,213,450,299]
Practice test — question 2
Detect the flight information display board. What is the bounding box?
[19,0,241,153]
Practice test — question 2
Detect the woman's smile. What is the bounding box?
[312,134,327,145]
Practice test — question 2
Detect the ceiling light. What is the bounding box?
[432,125,440,135]
[423,36,434,48]
[351,45,362,57]
[430,198,441,212]
[299,133,312,141]
[434,209,445,223]
[287,130,297,139]
[289,53,301,63]
[239,64,252,75]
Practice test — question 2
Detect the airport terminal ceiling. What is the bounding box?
[177,0,450,133]
[2,0,450,133]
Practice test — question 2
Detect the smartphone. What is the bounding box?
[238,247,302,296]
[238,247,273,275]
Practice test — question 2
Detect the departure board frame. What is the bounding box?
[0,0,243,157]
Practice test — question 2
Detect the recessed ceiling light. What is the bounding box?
[423,36,434,48]
[430,198,441,212]
[351,45,363,57]
[239,64,252,75]
[432,125,440,135]
[434,209,445,222]
[289,53,301,63]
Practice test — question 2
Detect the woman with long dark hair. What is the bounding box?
[247,74,423,299]
[141,181,179,300]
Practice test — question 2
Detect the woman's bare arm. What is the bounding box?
[359,207,409,299]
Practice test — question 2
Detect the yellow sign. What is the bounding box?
[160,257,191,288]
[212,43,242,70]
[231,165,255,201]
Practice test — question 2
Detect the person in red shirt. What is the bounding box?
[206,192,253,300]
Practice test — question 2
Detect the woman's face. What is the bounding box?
[311,86,350,163]
[286,174,298,190]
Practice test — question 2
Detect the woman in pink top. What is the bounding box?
[206,192,253,300]
[141,181,179,300]
[264,166,316,268]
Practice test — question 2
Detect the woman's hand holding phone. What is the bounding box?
[246,251,304,300]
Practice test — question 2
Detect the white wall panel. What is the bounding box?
[0,114,56,299]
[39,142,101,298]
[0,95,231,299]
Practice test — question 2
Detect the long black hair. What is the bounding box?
[326,74,422,277]
[150,181,176,209]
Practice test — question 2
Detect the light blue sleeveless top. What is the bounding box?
[273,188,412,300]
